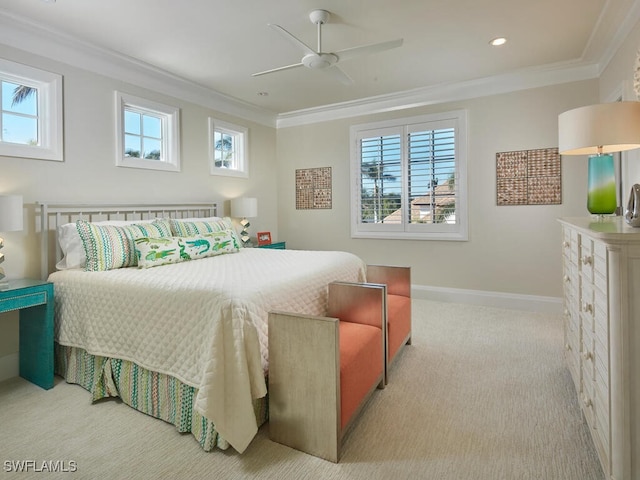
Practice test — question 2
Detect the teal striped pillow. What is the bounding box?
[77,220,172,271]
[169,217,241,249]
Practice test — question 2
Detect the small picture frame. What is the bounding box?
[257,231,272,246]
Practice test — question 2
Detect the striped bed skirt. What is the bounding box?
[54,343,268,451]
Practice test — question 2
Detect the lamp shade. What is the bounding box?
[0,195,23,232]
[230,197,258,218]
[558,101,640,155]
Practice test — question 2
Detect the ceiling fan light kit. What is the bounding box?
[252,9,403,85]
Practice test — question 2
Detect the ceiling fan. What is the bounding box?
[251,9,403,85]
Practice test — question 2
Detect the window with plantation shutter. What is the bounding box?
[350,110,468,241]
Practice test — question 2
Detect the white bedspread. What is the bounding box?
[49,248,366,453]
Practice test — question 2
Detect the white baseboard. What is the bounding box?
[0,353,18,383]
[412,284,563,314]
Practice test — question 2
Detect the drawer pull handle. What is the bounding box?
[582,255,593,266]
[565,343,572,351]
[563,241,570,248]
[583,396,592,408]
[583,303,593,313]
[563,275,570,283]
[582,351,593,361]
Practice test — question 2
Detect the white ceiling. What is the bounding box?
[0,0,639,117]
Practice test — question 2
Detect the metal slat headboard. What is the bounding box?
[37,202,218,280]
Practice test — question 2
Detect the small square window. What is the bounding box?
[115,92,180,172]
[0,58,63,161]
[209,118,248,178]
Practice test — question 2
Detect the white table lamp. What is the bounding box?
[0,195,24,287]
[558,101,640,218]
[231,197,258,246]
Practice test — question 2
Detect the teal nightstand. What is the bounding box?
[0,279,54,389]
[258,242,286,250]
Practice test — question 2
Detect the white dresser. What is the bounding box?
[559,217,640,480]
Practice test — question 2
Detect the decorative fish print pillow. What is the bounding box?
[134,228,239,268]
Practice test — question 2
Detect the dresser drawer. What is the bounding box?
[565,317,580,355]
[595,350,608,400]
[594,270,607,297]
[581,376,596,426]
[563,263,577,299]
[579,236,594,282]
[0,291,49,314]
[582,329,596,382]
[593,241,607,278]
[562,229,573,261]
[580,282,595,333]
[570,229,580,266]
[594,299,608,344]
[593,377,610,459]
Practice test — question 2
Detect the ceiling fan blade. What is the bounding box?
[251,62,304,77]
[321,65,354,86]
[268,24,316,56]
[334,38,403,62]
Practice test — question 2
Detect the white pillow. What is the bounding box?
[56,223,85,270]
[56,219,170,270]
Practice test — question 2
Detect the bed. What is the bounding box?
[38,202,366,453]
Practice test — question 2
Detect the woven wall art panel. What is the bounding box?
[295,167,332,209]
[496,147,561,206]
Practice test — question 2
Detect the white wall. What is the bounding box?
[599,18,640,201]
[277,80,599,301]
[0,44,277,367]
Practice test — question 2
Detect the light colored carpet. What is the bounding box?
[0,300,604,480]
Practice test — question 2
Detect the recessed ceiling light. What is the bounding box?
[257,92,269,96]
[490,37,507,47]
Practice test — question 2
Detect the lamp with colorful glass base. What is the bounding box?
[587,153,617,216]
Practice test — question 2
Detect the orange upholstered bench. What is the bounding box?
[268,282,385,462]
[366,265,411,382]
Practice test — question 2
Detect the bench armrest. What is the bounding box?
[328,281,386,331]
[269,311,341,462]
[366,265,411,298]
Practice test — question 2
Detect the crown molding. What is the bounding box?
[276,61,600,128]
[0,5,630,130]
[0,11,278,128]
[583,0,640,72]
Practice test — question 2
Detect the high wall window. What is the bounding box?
[350,110,468,241]
[115,92,180,172]
[209,117,248,178]
[0,58,63,161]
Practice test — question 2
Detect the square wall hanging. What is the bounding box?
[296,167,332,209]
[496,147,561,206]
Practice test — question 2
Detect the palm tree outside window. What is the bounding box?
[2,83,38,146]
[209,117,248,178]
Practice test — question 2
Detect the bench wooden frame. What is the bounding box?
[366,264,412,381]
[268,282,386,462]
